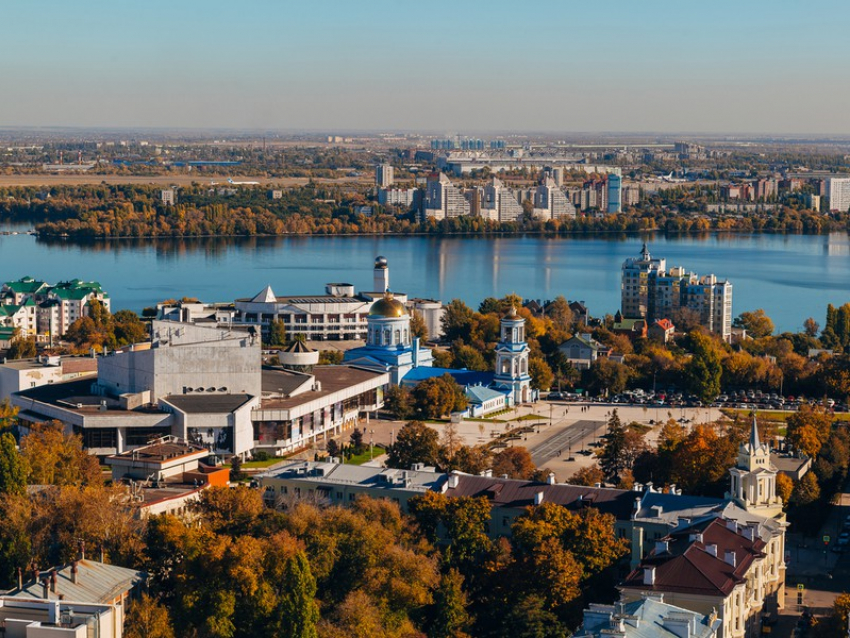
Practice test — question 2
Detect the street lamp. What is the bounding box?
[369,429,374,461]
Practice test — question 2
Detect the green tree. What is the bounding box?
[478,297,501,315]
[597,410,639,484]
[384,384,413,420]
[113,309,148,345]
[684,331,723,403]
[0,433,27,495]
[587,358,631,396]
[500,595,569,638]
[349,428,365,455]
[267,318,287,346]
[430,568,472,638]
[274,552,319,638]
[387,421,441,469]
[442,300,475,343]
[452,342,488,371]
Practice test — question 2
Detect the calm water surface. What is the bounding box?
[0,227,849,333]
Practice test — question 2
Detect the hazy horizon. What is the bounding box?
[3,0,849,134]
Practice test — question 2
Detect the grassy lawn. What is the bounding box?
[345,446,386,465]
[464,416,508,423]
[720,408,850,423]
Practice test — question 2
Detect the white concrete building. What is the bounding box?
[481,177,524,222]
[423,173,469,220]
[828,177,850,212]
[375,164,394,187]
[13,322,262,457]
[0,356,97,402]
[377,187,417,208]
[533,178,576,220]
[252,365,389,453]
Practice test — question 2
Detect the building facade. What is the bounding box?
[375,164,394,187]
[621,244,732,340]
[1,277,110,340]
[828,177,850,212]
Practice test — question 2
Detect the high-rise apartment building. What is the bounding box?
[375,164,394,188]
[828,177,850,212]
[621,245,732,340]
[482,177,524,222]
[378,188,417,208]
[423,173,470,220]
[533,178,576,220]
[622,184,640,207]
[606,174,622,213]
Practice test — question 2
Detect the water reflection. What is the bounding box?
[0,231,848,332]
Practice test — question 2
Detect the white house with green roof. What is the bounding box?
[1,277,110,339]
[0,299,38,337]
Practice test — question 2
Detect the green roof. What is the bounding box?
[3,277,47,294]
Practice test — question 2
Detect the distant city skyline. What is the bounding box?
[2,0,849,134]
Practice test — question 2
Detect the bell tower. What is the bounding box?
[493,307,532,405]
[728,417,783,519]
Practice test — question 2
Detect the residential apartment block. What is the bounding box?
[621,245,732,340]
[0,277,110,340]
[828,177,850,212]
[423,173,470,220]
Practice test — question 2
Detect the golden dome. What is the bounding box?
[369,293,407,318]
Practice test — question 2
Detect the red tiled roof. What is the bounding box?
[653,319,675,331]
[621,518,766,597]
[447,474,637,519]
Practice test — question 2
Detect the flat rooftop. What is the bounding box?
[108,440,207,462]
[162,393,253,414]
[259,365,386,410]
[15,379,162,416]
[262,367,313,396]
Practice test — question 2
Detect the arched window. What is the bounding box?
[394,329,400,344]
[403,329,409,343]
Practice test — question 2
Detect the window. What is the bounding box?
[82,428,117,449]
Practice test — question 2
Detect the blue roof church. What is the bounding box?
[492,305,533,404]
[350,301,536,414]
[343,290,434,385]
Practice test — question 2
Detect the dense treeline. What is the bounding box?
[0,184,846,238]
[0,415,624,638]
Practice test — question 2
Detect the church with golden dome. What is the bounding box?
[343,288,435,385]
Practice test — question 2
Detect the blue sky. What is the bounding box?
[1,0,848,133]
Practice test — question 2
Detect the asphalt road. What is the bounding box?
[529,420,606,466]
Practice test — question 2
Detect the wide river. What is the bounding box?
[1,222,849,333]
